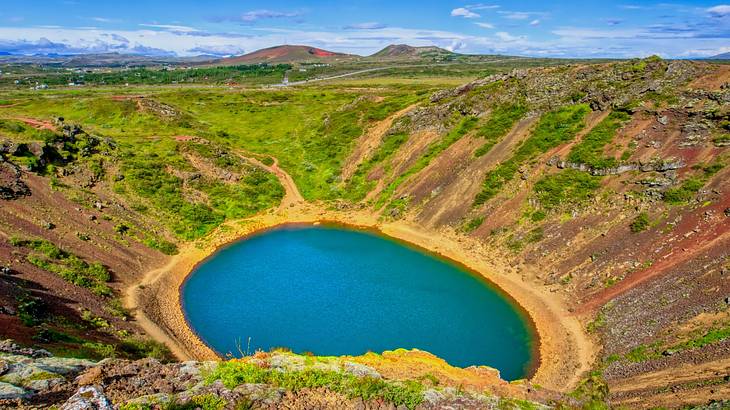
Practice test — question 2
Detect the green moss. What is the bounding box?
[474,104,591,206]
[630,212,650,233]
[567,110,631,169]
[533,169,602,212]
[207,361,424,409]
[376,114,479,207]
[474,104,528,158]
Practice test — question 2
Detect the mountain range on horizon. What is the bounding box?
[1,43,727,66]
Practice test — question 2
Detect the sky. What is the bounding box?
[0,1,728,58]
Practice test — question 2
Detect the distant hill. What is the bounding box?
[219,45,356,64]
[706,52,730,60]
[370,44,456,60]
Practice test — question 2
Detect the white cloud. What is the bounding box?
[495,31,526,42]
[91,17,117,23]
[529,19,540,26]
[0,20,726,59]
[475,22,495,29]
[467,4,500,10]
[707,5,730,17]
[451,8,480,19]
[500,11,530,20]
[212,10,303,23]
[139,24,200,33]
[344,22,386,30]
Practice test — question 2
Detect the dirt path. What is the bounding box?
[237,152,304,209]
[12,117,57,131]
[340,103,419,181]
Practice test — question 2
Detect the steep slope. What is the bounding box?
[340,58,729,407]
[219,45,356,64]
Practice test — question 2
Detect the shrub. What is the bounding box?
[14,237,112,296]
[567,110,631,169]
[461,216,485,233]
[533,169,602,211]
[144,238,179,255]
[662,177,705,204]
[630,212,650,233]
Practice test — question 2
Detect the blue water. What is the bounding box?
[182,224,534,380]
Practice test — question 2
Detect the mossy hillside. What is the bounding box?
[10,237,113,297]
[566,109,631,169]
[375,113,480,209]
[474,103,528,158]
[474,104,591,206]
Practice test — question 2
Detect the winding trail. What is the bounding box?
[237,152,304,209]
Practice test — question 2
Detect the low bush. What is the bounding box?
[567,110,631,169]
[207,361,424,409]
[630,212,650,233]
[533,169,601,211]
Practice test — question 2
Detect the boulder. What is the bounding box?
[0,162,30,200]
[60,385,113,410]
[0,382,26,400]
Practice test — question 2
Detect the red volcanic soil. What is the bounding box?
[219,45,353,64]
[12,117,56,131]
[579,189,730,314]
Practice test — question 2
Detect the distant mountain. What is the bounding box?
[706,52,730,60]
[370,44,456,60]
[219,45,356,64]
[0,52,208,67]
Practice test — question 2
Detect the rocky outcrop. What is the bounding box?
[548,155,685,176]
[0,341,554,409]
[0,161,30,200]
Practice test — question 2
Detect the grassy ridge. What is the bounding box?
[207,360,424,409]
[566,110,631,169]
[473,104,591,206]
[375,114,479,209]
[473,104,528,157]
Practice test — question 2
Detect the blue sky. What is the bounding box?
[0,1,728,58]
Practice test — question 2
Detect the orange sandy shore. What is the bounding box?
[125,201,596,392]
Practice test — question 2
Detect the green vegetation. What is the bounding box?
[473,104,528,157]
[207,360,424,409]
[474,104,591,206]
[115,142,283,240]
[345,130,409,201]
[376,113,479,208]
[662,161,725,205]
[630,212,651,233]
[566,110,631,169]
[7,65,291,87]
[533,169,602,212]
[461,216,485,233]
[569,371,610,410]
[11,237,112,296]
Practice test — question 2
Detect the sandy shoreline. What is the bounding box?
[124,200,596,392]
